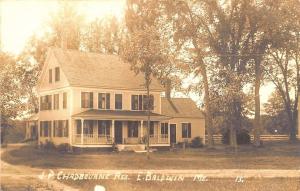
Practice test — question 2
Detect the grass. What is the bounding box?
[2,142,300,170]
[63,177,300,191]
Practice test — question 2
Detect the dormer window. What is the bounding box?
[49,69,52,83]
[55,67,60,82]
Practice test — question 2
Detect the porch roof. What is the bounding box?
[72,109,172,121]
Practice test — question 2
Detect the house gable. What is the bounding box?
[37,48,70,93]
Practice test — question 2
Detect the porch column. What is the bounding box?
[112,120,115,143]
[81,119,84,144]
[140,120,144,138]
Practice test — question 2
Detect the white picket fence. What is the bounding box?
[205,134,300,144]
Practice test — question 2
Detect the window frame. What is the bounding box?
[115,93,123,110]
[182,123,191,138]
[49,69,52,83]
[81,92,93,108]
[55,67,60,82]
[98,93,110,110]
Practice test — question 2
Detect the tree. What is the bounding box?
[122,0,171,158]
[83,16,124,54]
[263,0,300,141]
[0,52,27,143]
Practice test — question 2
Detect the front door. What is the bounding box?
[114,121,123,144]
[170,124,176,144]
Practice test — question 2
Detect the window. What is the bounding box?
[49,69,52,83]
[182,123,191,138]
[115,94,122,110]
[53,120,68,137]
[81,92,93,108]
[53,94,59,110]
[40,121,51,137]
[98,120,110,136]
[55,67,60,82]
[98,93,110,109]
[143,95,154,110]
[63,92,67,109]
[40,95,52,110]
[84,120,94,134]
[131,94,154,110]
[128,121,138,137]
[131,95,139,110]
[161,123,168,135]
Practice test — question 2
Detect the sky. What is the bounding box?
[0,0,274,108]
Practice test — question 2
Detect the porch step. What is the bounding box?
[117,144,145,152]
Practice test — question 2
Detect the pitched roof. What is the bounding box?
[50,48,164,91]
[161,98,204,118]
[72,109,171,121]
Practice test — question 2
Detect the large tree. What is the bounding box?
[263,0,300,141]
[122,0,172,158]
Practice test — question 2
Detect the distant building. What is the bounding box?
[37,48,205,149]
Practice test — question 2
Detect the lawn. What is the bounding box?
[2,142,300,170]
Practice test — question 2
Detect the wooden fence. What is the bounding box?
[205,134,300,144]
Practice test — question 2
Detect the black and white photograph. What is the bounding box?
[0,0,299,190]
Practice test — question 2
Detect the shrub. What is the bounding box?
[57,143,70,153]
[190,136,203,148]
[43,140,55,151]
[222,129,251,145]
[237,130,251,145]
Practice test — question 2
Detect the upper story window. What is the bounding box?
[115,94,122,110]
[81,92,93,108]
[40,95,52,111]
[49,69,52,83]
[53,94,59,110]
[55,67,60,82]
[98,93,110,109]
[63,92,67,109]
[131,94,154,110]
[182,123,191,138]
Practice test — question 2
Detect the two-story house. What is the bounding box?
[37,48,205,149]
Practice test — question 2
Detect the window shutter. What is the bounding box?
[188,123,191,138]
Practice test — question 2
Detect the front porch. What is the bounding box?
[72,120,170,146]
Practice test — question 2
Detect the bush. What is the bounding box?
[222,129,251,145]
[190,137,203,148]
[43,140,56,151]
[237,130,251,145]
[57,143,70,153]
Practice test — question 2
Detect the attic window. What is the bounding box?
[49,69,52,83]
[55,67,60,82]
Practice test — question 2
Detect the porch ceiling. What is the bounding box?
[72,109,172,121]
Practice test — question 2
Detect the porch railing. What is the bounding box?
[74,134,113,145]
[150,134,169,144]
[123,134,169,144]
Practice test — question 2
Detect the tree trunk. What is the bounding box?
[200,63,214,147]
[230,126,237,148]
[253,59,261,146]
